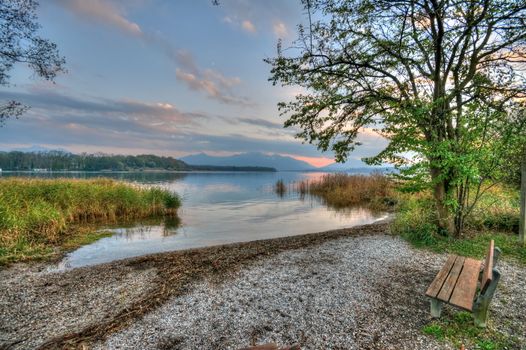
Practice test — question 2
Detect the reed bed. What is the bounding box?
[293,173,395,210]
[274,179,287,197]
[0,178,180,264]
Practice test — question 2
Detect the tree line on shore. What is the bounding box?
[0,151,275,172]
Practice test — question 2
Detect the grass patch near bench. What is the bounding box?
[422,311,520,350]
[297,173,523,264]
[0,178,180,265]
[391,190,525,265]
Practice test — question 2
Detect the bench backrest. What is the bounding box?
[480,240,494,294]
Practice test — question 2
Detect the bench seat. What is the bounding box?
[425,240,501,328]
[425,255,481,311]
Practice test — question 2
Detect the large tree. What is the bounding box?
[521,142,526,245]
[0,0,65,124]
[267,0,526,236]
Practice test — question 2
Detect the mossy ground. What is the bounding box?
[422,311,520,350]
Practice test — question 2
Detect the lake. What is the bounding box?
[2,171,388,269]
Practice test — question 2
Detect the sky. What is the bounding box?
[0,0,387,168]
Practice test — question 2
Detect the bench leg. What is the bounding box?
[473,269,501,328]
[473,298,490,328]
[430,299,442,318]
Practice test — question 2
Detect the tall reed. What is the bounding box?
[274,179,287,197]
[0,178,180,263]
[294,173,395,209]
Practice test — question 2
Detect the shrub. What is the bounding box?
[391,193,440,247]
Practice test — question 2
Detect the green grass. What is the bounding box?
[391,186,524,348]
[392,191,525,265]
[0,178,180,265]
[467,185,521,232]
[62,230,114,250]
[423,311,519,349]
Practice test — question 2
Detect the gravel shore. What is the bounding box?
[98,234,450,350]
[1,223,524,349]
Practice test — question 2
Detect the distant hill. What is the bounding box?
[320,159,394,173]
[180,152,316,171]
[0,151,189,171]
[320,159,370,171]
[0,151,275,172]
[5,145,72,154]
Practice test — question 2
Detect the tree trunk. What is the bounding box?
[430,167,456,236]
[520,146,526,246]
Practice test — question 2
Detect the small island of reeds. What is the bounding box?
[0,178,181,265]
[293,173,395,210]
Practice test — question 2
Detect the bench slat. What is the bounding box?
[437,256,465,302]
[425,255,457,298]
[481,240,494,294]
[449,258,482,311]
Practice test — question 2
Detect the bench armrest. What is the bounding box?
[478,246,502,279]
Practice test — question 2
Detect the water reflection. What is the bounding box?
[25,171,390,270]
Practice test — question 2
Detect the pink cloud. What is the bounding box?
[56,0,142,36]
[241,20,256,33]
[173,50,252,106]
[288,155,334,168]
[272,21,288,38]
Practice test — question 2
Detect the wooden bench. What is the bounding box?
[425,240,501,327]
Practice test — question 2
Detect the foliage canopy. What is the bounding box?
[0,0,65,124]
[267,0,526,235]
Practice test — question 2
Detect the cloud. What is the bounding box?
[55,0,251,106]
[241,20,256,33]
[272,21,288,38]
[54,0,142,36]
[286,155,334,168]
[0,89,324,158]
[0,88,388,163]
[174,68,250,106]
[203,69,241,89]
[0,90,201,137]
[173,50,252,106]
[236,117,283,129]
[173,49,199,75]
[217,1,302,39]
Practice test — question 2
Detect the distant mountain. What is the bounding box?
[180,152,316,171]
[320,158,370,171]
[320,159,394,173]
[6,145,71,154]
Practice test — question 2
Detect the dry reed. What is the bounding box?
[293,173,395,209]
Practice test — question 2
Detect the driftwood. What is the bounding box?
[239,343,300,350]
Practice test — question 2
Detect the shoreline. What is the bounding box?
[1,219,523,349]
[0,169,278,174]
[1,222,391,349]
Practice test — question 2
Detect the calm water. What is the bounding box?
[2,171,387,269]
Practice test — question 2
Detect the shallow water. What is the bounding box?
[3,171,387,269]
